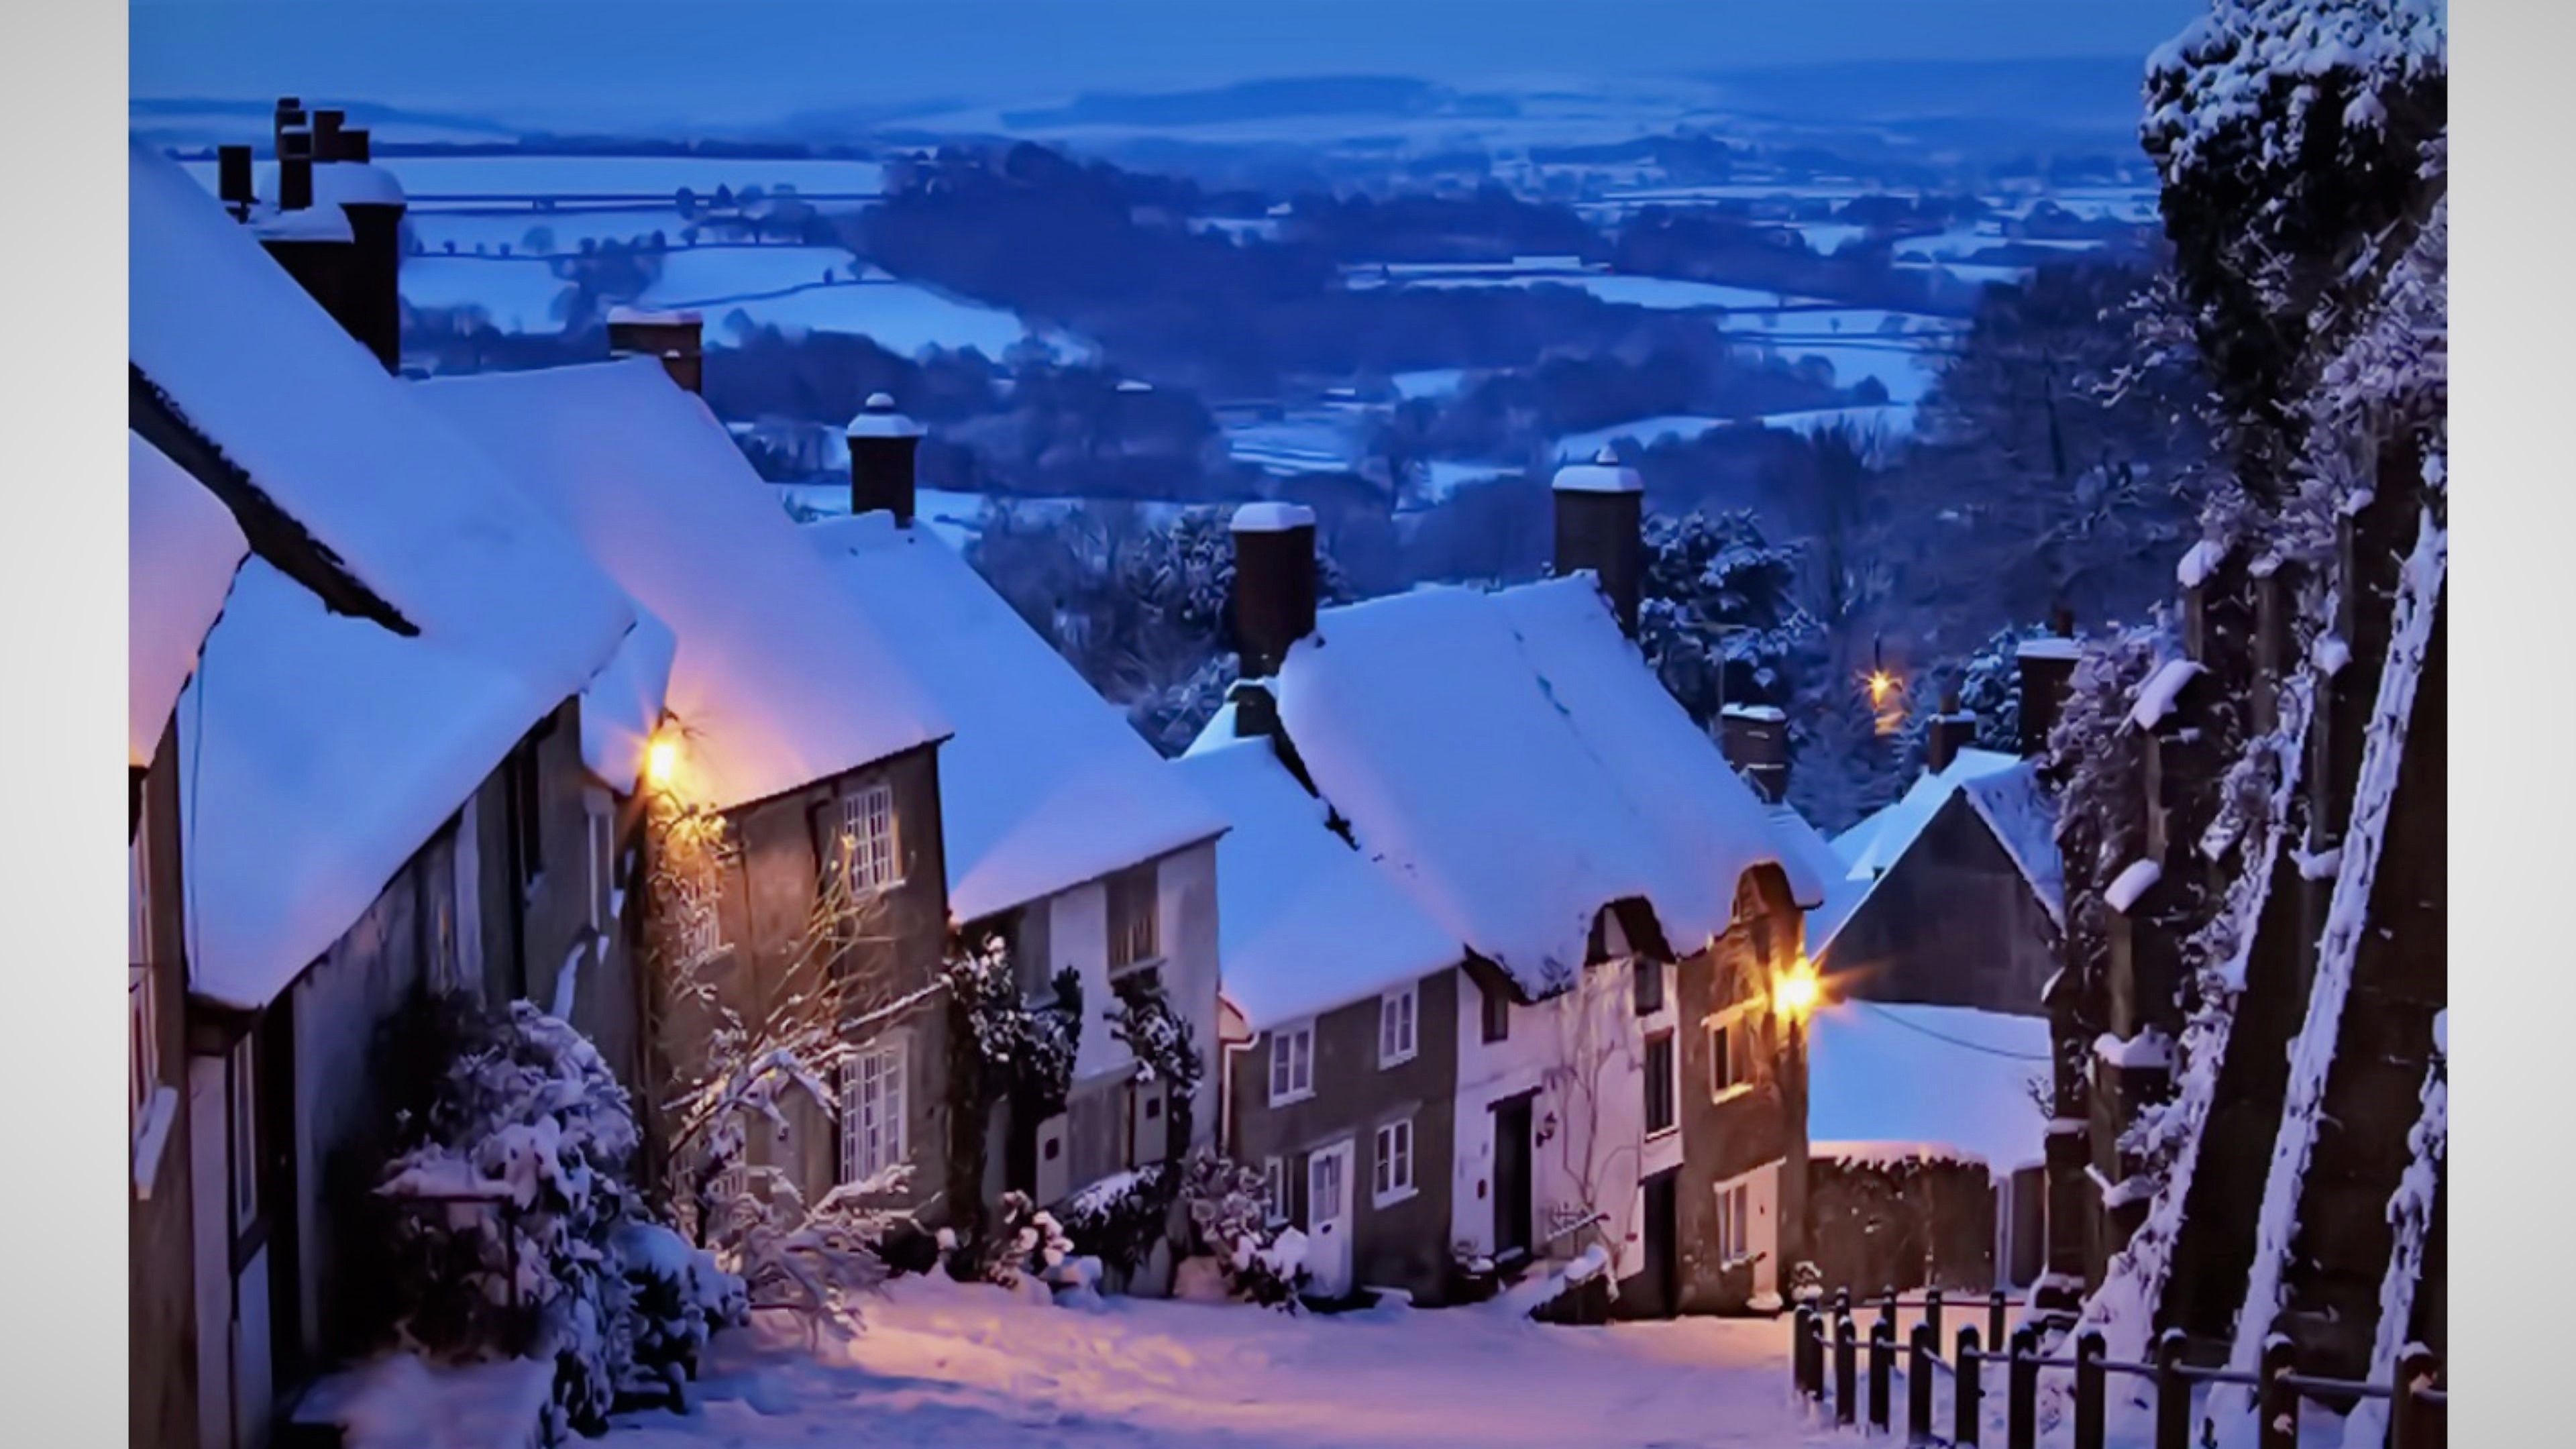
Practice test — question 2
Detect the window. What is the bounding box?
[1260,1157,1287,1224]
[838,782,900,894]
[1108,862,1159,971]
[228,1035,260,1229]
[1715,1181,1750,1263]
[1379,983,1419,1067]
[129,966,158,1128]
[1035,1114,1070,1205]
[1267,1022,1315,1105]
[585,790,614,934]
[839,1038,908,1185]
[680,888,724,967]
[1373,1118,1416,1205]
[1633,958,1664,1015]
[1481,979,1511,1044]
[1710,1012,1760,1100]
[1643,1030,1676,1136]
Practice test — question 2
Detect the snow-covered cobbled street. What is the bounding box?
[606,1277,1837,1448]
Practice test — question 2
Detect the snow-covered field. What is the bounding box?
[605,1275,1835,1448]
[180,153,885,198]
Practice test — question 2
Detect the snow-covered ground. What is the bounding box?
[181,153,886,199]
[606,1275,1835,1448]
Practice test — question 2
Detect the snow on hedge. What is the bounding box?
[1177,736,1460,1032]
[417,360,951,812]
[128,431,245,767]
[1262,578,1815,996]
[1807,1002,2049,1176]
[805,510,1228,922]
[2209,509,2443,1432]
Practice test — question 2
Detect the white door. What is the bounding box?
[1306,1140,1354,1297]
[1746,1162,1781,1303]
[233,1246,274,1449]
[189,1058,233,1449]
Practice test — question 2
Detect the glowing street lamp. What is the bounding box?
[1772,955,1823,1024]
[644,730,681,792]
[1866,670,1897,708]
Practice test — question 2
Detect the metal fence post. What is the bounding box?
[2153,1328,2190,1449]
[1926,1285,1944,1345]
[1955,1326,1983,1447]
[2391,1345,2437,1449]
[1837,1313,1860,1428]
[1989,1289,2008,1352]
[1870,1317,1894,1433]
[1810,1312,1831,1404]
[1837,1287,1852,1324]
[2074,1330,2106,1449]
[2006,1326,2038,1449]
[1909,1323,1935,1442]
[2258,1333,2298,1449]
[1794,1304,1816,1399]
[1882,1288,1900,1340]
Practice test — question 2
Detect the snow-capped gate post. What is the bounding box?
[1835,1313,1859,1426]
[2257,1332,2298,1449]
[1954,1326,1982,1446]
[1908,1322,1935,1440]
[1868,1317,1893,1431]
[2006,1326,2038,1449]
[1792,1302,1815,1398]
[2390,1344,2440,1449]
[2153,1330,2190,1449]
[2074,1330,2106,1449]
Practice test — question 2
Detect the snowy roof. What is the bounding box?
[1223,576,1819,996]
[180,563,573,1010]
[1720,703,1786,722]
[129,143,635,699]
[309,160,406,209]
[1822,748,2064,953]
[1230,501,1316,533]
[415,359,951,813]
[129,433,247,767]
[2015,637,2081,661]
[1807,1001,2051,1175]
[804,511,1226,921]
[604,305,701,327]
[1551,451,1644,494]
[1177,737,1461,1032]
[577,612,678,796]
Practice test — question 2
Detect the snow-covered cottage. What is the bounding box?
[1177,732,1468,1305]
[129,431,250,1449]
[131,140,666,1449]
[1197,464,1825,1318]
[803,400,1231,1273]
[414,358,961,1226]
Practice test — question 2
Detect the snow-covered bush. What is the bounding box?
[968,1191,1078,1292]
[1056,1164,1177,1280]
[378,1000,686,1437]
[1178,1152,1306,1309]
[944,933,1083,1249]
[1107,971,1202,1156]
[613,1220,744,1407]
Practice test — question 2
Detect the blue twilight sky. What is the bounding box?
[132,1,2207,131]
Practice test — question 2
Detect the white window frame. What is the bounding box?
[1372,1117,1416,1207]
[584,789,614,936]
[1715,1179,1751,1265]
[839,782,902,894]
[1706,1000,1761,1107]
[1643,1028,1679,1139]
[1378,982,1419,1068]
[1267,1020,1316,1106]
[129,965,158,1128]
[1260,1156,1287,1225]
[228,1035,259,1230]
[839,1036,908,1187]
[1107,862,1161,974]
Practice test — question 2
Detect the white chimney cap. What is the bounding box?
[248,202,354,243]
[308,160,407,209]
[845,393,924,438]
[1551,451,1643,494]
[1116,378,1152,393]
[604,305,702,327]
[1230,501,1318,533]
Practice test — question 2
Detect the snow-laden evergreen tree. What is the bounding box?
[1633,509,1817,731]
[378,1000,739,1437]
[1178,1152,1307,1308]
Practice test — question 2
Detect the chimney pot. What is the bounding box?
[1230,502,1320,678]
[606,307,704,395]
[217,145,254,215]
[846,392,926,525]
[340,127,373,164]
[1926,704,1978,775]
[1717,704,1791,804]
[1550,452,1646,637]
[2015,614,2081,760]
[276,131,315,211]
[311,108,346,160]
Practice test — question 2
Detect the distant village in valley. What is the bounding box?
[127,5,2446,1446]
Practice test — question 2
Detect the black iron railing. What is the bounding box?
[1789,1290,2448,1449]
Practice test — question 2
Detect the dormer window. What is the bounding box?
[1108,861,1160,973]
[839,782,900,894]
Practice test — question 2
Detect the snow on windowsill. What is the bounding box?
[1709,1083,1756,1110]
[1268,1087,1316,1110]
[2092,1029,2174,1071]
[132,1085,180,1199]
[1373,1185,1421,1211]
[1379,1049,1419,1071]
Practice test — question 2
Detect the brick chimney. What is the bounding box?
[1551,449,1645,637]
[1719,704,1790,805]
[606,307,704,394]
[845,392,925,525]
[253,128,355,326]
[313,123,409,372]
[1230,502,1320,678]
[2015,608,2080,760]
[216,145,254,220]
[1926,688,1978,775]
